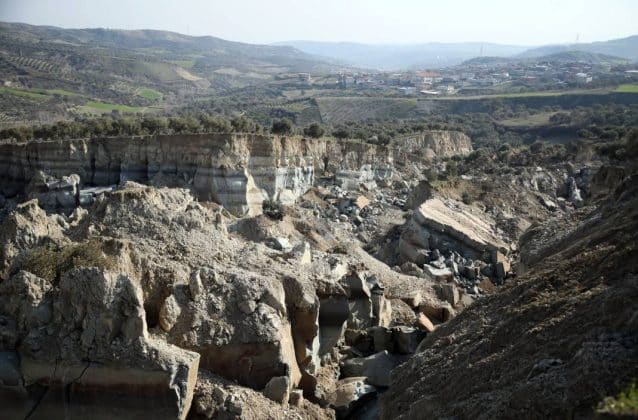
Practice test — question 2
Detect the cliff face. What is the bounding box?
[0,131,471,215]
[394,130,473,160]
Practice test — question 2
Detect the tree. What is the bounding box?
[201,115,232,133]
[303,123,324,138]
[332,127,350,140]
[231,115,255,133]
[141,116,168,134]
[271,118,293,135]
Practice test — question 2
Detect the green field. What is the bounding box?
[83,101,147,113]
[615,84,638,93]
[169,59,196,69]
[497,111,559,127]
[0,87,49,100]
[35,88,82,97]
[137,88,163,101]
[440,89,611,101]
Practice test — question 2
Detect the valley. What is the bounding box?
[0,14,637,420]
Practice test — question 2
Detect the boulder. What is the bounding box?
[354,195,371,209]
[415,312,436,332]
[263,376,291,404]
[0,268,199,420]
[289,389,304,407]
[440,284,460,306]
[332,377,377,417]
[159,294,182,331]
[25,171,80,212]
[392,326,423,354]
[423,265,454,282]
[164,270,302,391]
[341,351,401,387]
[268,236,293,251]
[494,251,510,280]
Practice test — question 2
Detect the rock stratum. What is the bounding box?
[0,131,471,216]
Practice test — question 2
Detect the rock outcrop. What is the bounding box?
[0,268,199,420]
[0,131,470,216]
[0,131,480,418]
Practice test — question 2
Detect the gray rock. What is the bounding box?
[332,377,377,417]
[263,375,291,404]
[268,236,293,251]
[341,350,401,387]
[289,389,304,407]
[441,284,459,306]
[392,326,423,354]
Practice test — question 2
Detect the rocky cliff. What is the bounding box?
[0,131,471,216]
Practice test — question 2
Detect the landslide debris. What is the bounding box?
[380,172,638,419]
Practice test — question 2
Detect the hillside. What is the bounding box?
[0,22,333,125]
[381,170,638,418]
[518,35,638,62]
[462,50,629,66]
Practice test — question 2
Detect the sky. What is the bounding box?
[1,0,637,46]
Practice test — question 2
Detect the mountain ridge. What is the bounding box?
[279,35,638,69]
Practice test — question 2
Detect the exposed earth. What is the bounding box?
[0,129,636,419]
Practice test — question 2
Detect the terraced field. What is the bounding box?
[316,96,425,123]
[80,101,149,114]
[7,55,62,74]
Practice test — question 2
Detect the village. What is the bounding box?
[294,56,638,97]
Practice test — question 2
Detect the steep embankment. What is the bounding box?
[380,174,638,418]
[0,131,470,215]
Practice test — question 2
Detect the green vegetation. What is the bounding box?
[0,87,49,100]
[598,382,638,417]
[34,88,82,97]
[616,84,638,93]
[83,101,147,113]
[169,60,197,69]
[0,113,266,142]
[303,123,325,138]
[497,112,558,127]
[443,89,609,101]
[21,241,116,284]
[137,88,163,101]
[271,118,293,135]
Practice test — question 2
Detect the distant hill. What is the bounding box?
[276,41,529,70]
[0,22,335,124]
[281,35,638,70]
[518,35,638,62]
[461,56,514,66]
[462,51,629,67]
[536,51,630,65]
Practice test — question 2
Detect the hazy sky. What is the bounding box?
[1,0,637,46]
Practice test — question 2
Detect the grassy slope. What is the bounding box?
[616,84,638,93]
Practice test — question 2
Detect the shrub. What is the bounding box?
[332,127,350,140]
[262,198,284,220]
[271,118,293,135]
[598,382,638,417]
[303,123,325,138]
[21,240,116,283]
[530,141,545,154]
